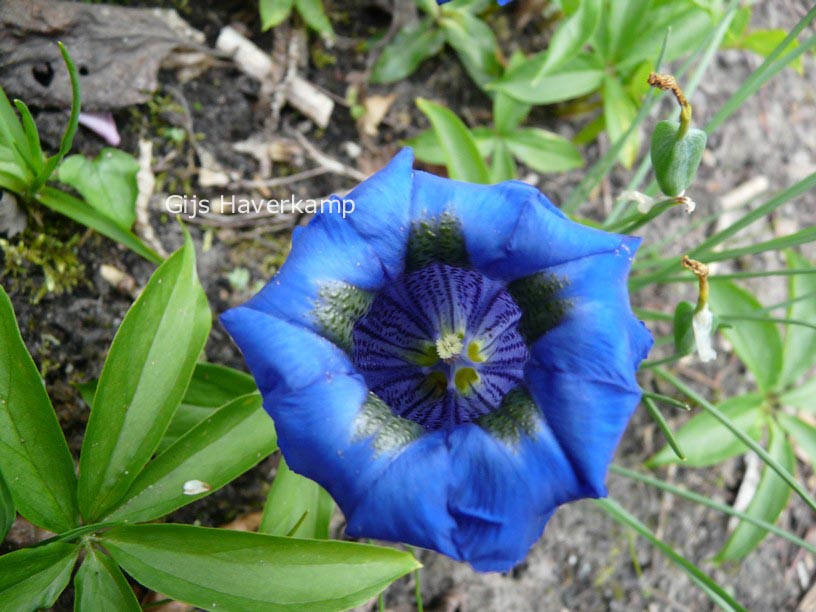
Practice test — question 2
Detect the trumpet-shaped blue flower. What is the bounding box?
[221,149,652,572]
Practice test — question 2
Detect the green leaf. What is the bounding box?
[491,55,604,105]
[779,252,816,389]
[74,547,140,612]
[727,29,802,73]
[778,413,816,472]
[416,98,490,183]
[12,100,44,177]
[38,42,82,188]
[0,89,33,180]
[0,467,14,542]
[403,128,445,166]
[78,362,258,454]
[440,10,501,89]
[489,139,516,183]
[35,187,161,264]
[780,376,816,413]
[102,524,421,611]
[673,300,695,356]
[493,92,531,135]
[618,2,714,70]
[600,0,643,61]
[647,394,764,468]
[504,127,584,173]
[295,0,334,38]
[709,281,784,393]
[57,149,140,230]
[104,393,276,524]
[371,18,445,84]
[0,541,79,611]
[716,420,794,561]
[650,120,707,197]
[534,0,601,78]
[261,457,334,539]
[259,0,295,30]
[78,232,211,522]
[0,285,79,533]
[161,362,257,452]
[602,75,640,169]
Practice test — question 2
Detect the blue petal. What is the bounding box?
[220,306,394,512]
[342,148,414,278]
[483,194,630,282]
[410,172,541,274]
[345,431,459,559]
[445,420,579,572]
[243,209,387,329]
[525,243,652,496]
[346,414,581,573]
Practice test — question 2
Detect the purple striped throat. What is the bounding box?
[352,263,528,430]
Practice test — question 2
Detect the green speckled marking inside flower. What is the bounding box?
[312,282,374,353]
[354,392,424,454]
[406,213,468,272]
[478,387,540,445]
[508,272,572,342]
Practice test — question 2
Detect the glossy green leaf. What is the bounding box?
[295,0,334,37]
[371,18,445,84]
[779,251,816,389]
[74,547,140,612]
[599,0,642,61]
[58,149,139,230]
[716,420,794,561]
[489,139,516,183]
[780,376,816,413]
[0,285,78,533]
[0,467,14,542]
[602,75,640,169]
[161,362,258,452]
[504,127,583,173]
[650,120,707,197]
[535,0,601,78]
[709,281,783,393]
[36,187,161,264]
[102,524,421,611]
[440,10,501,89]
[491,55,604,105]
[261,457,334,539]
[647,394,764,468]
[778,413,816,472]
[78,363,258,454]
[259,0,295,30]
[673,300,695,356]
[78,232,211,521]
[0,541,79,611]
[104,393,276,524]
[416,98,489,183]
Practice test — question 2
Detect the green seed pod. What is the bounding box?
[650,120,707,197]
[673,300,696,357]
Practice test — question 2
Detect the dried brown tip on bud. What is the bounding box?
[648,72,689,109]
[681,255,709,277]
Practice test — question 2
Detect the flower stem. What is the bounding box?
[681,255,709,314]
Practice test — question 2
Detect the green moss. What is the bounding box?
[1,230,86,303]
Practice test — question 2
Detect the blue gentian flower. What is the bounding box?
[221,149,652,572]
